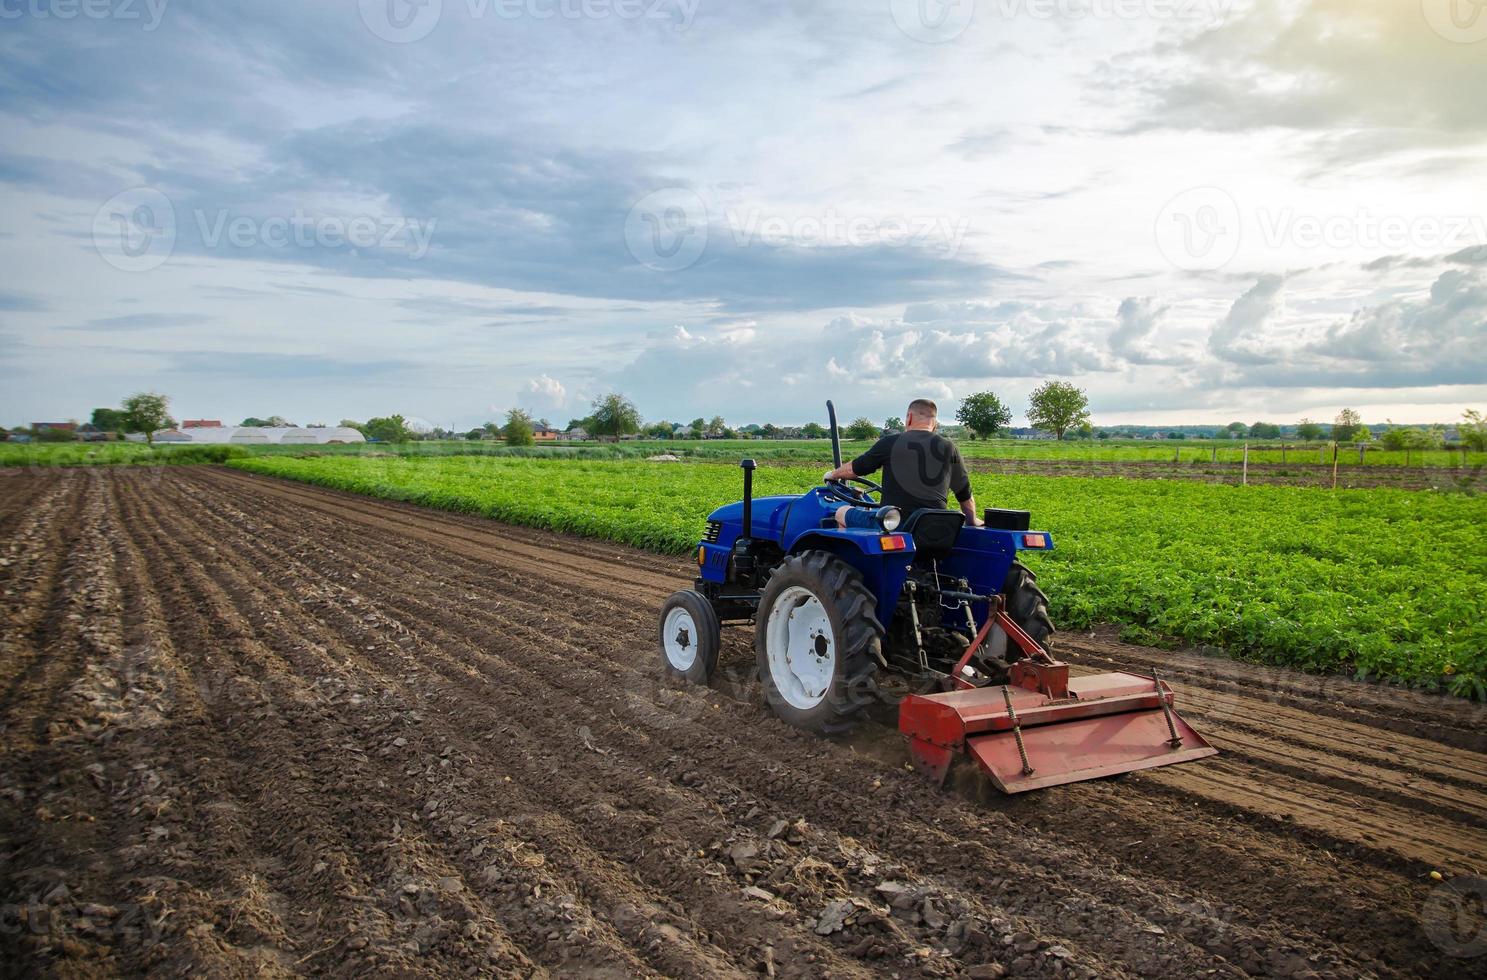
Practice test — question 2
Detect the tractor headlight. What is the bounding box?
[878,507,902,532]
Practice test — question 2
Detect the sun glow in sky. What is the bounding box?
[1,0,1484,429]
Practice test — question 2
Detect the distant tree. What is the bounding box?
[240,417,270,427]
[1380,423,1410,452]
[883,416,905,433]
[1097,429,1111,440]
[688,417,706,439]
[90,407,127,432]
[267,415,293,427]
[1248,421,1281,439]
[800,421,828,439]
[845,416,879,440]
[1026,381,1090,441]
[339,419,366,433]
[464,428,485,441]
[1295,418,1325,441]
[1225,422,1248,436]
[1167,429,1186,440]
[363,414,413,443]
[956,391,1013,439]
[1353,426,1373,445]
[503,408,535,446]
[589,393,642,441]
[706,415,728,438]
[123,392,174,443]
[1461,410,1487,452]
[644,420,674,439]
[1332,408,1363,443]
[760,423,780,439]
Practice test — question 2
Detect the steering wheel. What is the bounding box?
[823,475,883,506]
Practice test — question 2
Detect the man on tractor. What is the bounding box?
[824,398,984,528]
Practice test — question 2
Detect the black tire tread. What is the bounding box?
[1002,560,1055,653]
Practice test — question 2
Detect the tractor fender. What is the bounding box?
[787,530,913,629]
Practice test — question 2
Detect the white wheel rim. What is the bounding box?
[663,605,699,671]
[765,586,835,710]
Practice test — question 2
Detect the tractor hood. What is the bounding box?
[708,495,797,543]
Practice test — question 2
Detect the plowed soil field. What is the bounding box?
[2,467,1484,979]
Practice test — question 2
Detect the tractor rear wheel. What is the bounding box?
[755,551,882,735]
[659,590,721,684]
[1003,560,1055,653]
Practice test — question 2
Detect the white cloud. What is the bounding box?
[515,373,571,418]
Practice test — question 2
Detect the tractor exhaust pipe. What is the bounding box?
[739,458,756,539]
[827,400,842,468]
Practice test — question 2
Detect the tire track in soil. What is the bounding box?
[5,468,1484,978]
[179,472,1397,975]
[210,466,1485,978]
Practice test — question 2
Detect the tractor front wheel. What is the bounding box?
[659,590,721,684]
[755,552,882,735]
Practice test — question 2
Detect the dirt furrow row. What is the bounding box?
[6,468,1483,978]
[179,466,1409,980]
[168,464,1112,977]
[113,471,565,977]
[204,467,1478,978]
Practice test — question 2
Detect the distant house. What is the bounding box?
[532,424,560,442]
[182,419,223,429]
[77,423,112,442]
[563,427,590,441]
[33,422,77,437]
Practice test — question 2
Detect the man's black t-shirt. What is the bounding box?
[850,429,972,515]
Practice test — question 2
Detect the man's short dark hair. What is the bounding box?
[907,398,938,419]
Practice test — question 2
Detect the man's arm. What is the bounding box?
[949,444,983,526]
[826,435,892,482]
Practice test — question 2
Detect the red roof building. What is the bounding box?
[182,419,223,428]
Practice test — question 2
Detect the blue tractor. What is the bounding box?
[657,402,1217,793]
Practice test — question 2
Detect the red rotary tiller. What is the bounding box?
[898,601,1217,793]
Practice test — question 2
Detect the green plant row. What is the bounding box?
[230,454,1487,699]
[0,443,252,466]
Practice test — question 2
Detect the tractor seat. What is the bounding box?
[901,509,964,560]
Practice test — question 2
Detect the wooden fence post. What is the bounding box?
[1242,443,1249,485]
[1332,443,1340,489]
[1281,443,1287,463]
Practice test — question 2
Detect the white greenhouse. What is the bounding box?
[150,426,366,445]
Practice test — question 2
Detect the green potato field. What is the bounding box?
[230,454,1486,698]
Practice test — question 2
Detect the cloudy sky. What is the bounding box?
[2,0,1485,430]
